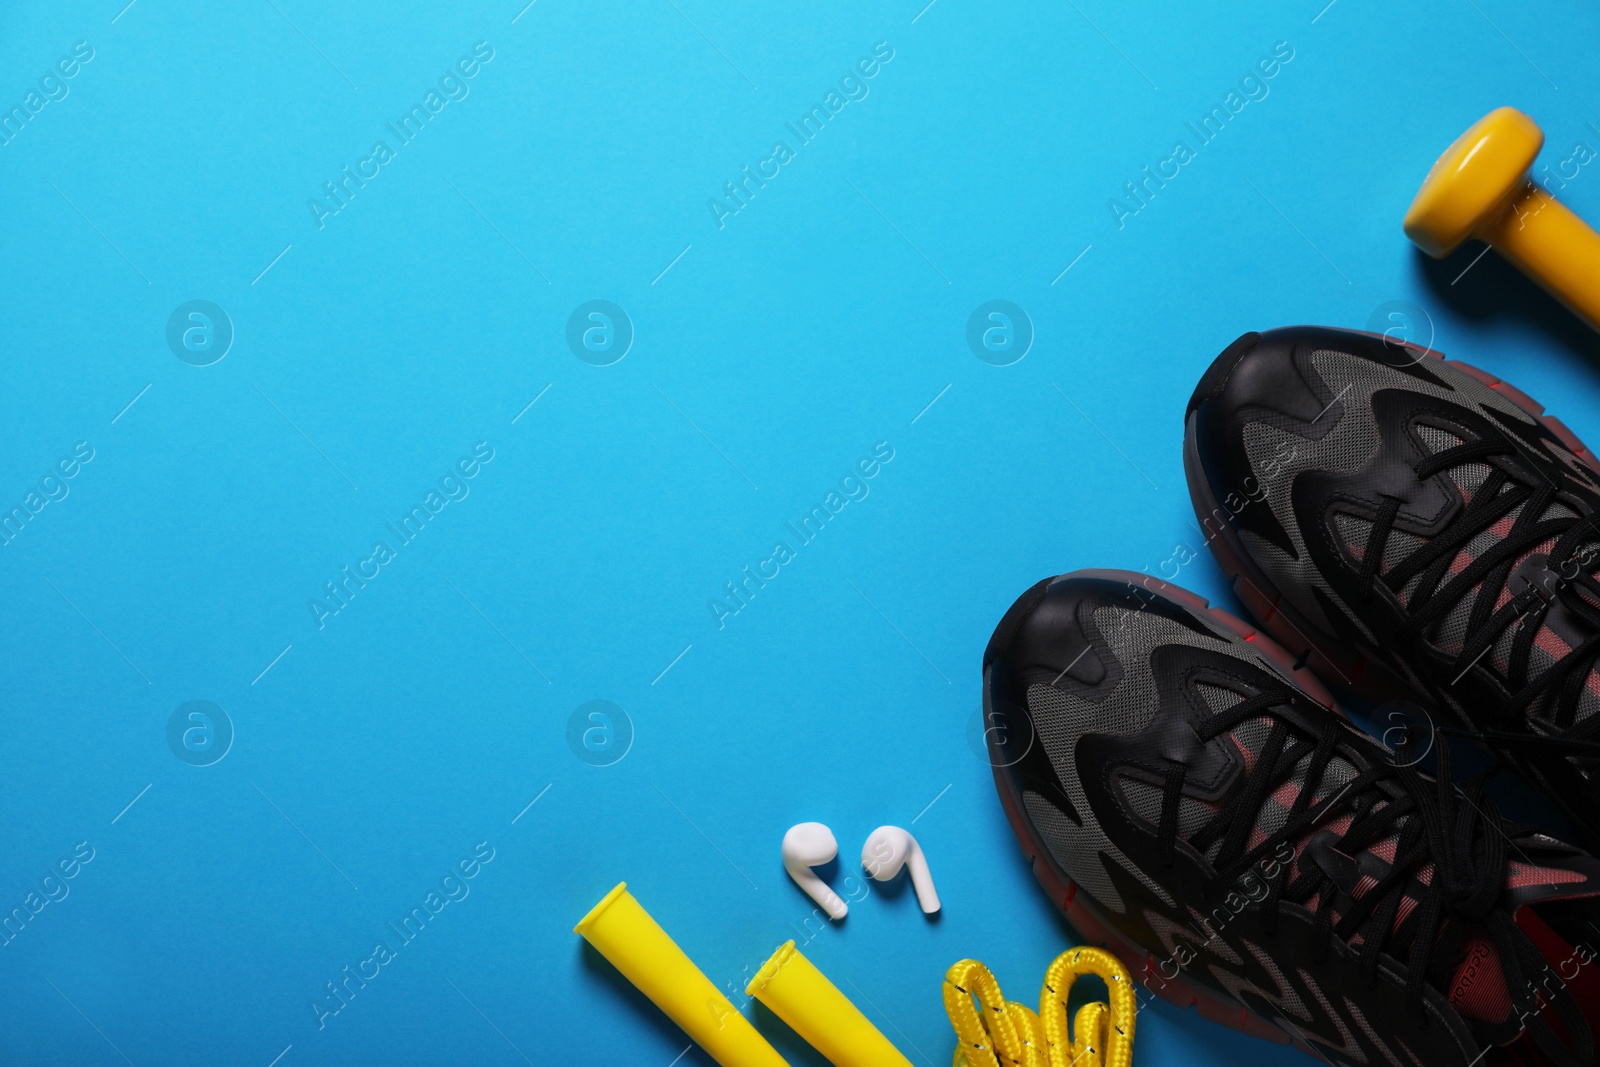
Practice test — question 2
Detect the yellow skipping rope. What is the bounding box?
[943,946,1137,1067]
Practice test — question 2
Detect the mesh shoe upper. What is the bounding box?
[1185,326,1600,845]
[985,570,1600,1067]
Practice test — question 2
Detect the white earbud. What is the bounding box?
[862,826,940,914]
[782,822,848,920]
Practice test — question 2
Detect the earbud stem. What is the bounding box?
[908,854,940,914]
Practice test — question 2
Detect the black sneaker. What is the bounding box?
[984,568,1600,1066]
[1184,326,1600,847]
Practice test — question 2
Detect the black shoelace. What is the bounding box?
[1156,686,1594,1067]
[1355,437,1600,764]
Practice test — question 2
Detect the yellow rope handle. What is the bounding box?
[943,948,1137,1067]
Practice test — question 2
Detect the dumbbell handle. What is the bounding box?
[1485,181,1600,332]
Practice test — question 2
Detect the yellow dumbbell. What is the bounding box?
[1404,106,1600,333]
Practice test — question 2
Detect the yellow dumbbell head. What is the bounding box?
[1404,106,1544,257]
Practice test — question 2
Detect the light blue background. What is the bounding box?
[2,1,1599,1064]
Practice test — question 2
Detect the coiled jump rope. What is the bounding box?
[943,946,1137,1067]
